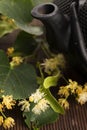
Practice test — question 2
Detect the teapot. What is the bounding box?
[31,0,87,75]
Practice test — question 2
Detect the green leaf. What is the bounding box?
[14,31,37,55]
[0,16,17,37]
[32,0,53,6]
[34,107,59,126]
[43,73,60,89]
[0,50,38,99]
[0,50,9,66]
[0,0,43,35]
[23,103,59,128]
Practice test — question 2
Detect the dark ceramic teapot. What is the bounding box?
[31,0,87,75]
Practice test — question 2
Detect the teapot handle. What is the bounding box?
[70,2,87,67]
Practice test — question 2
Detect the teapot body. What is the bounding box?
[31,3,70,52]
[31,0,87,76]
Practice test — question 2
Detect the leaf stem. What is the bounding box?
[41,42,52,58]
[37,62,44,81]
[62,75,68,84]
[0,111,6,119]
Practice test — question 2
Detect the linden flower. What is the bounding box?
[77,92,87,105]
[32,98,49,115]
[0,103,3,112]
[7,47,14,56]
[83,83,87,91]
[58,98,69,109]
[76,86,83,95]
[67,79,79,93]
[41,54,65,74]
[58,86,69,98]
[2,95,16,109]
[29,96,34,102]
[56,54,66,68]
[29,89,44,103]
[10,56,23,68]
[18,99,30,112]
[0,116,3,126]
[3,117,15,129]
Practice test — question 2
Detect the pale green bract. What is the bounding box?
[43,73,60,89]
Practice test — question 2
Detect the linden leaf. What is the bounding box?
[35,106,59,126]
[43,73,60,89]
[0,50,38,99]
[31,0,53,6]
[0,17,17,37]
[14,31,37,55]
[23,104,59,128]
[0,0,43,35]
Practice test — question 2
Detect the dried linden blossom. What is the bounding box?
[67,79,81,93]
[58,79,82,98]
[0,116,3,126]
[19,89,49,115]
[32,98,49,115]
[7,47,14,56]
[18,99,30,112]
[77,92,87,105]
[76,84,87,105]
[58,79,87,106]
[84,83,87,91]
[29,89,45,103]
[58,98,69,109]
[10,56,23,68]
[2,95,16,109]
[58,86,70,98]
[3,117,15,129]
[41,54,65,74]
[0,103,3,112]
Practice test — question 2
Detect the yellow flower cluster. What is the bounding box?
[58,98,69,109]
[0,95,16,129]
[0,117,15,129]
[10,56,23,68]
[32,98,49,115]
[58,79,79,98]
[7,47,24,68]
[58,79,87,109]
[18,99,30,112]
[18,89,49,115]
[76,83,87,105]
[29,89,44,103]
[7,47,14,56]
[2,95,16,109]
[41,54,65,74]
[1,16,15,25]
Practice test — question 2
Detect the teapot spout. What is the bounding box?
[31,3,71,52]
